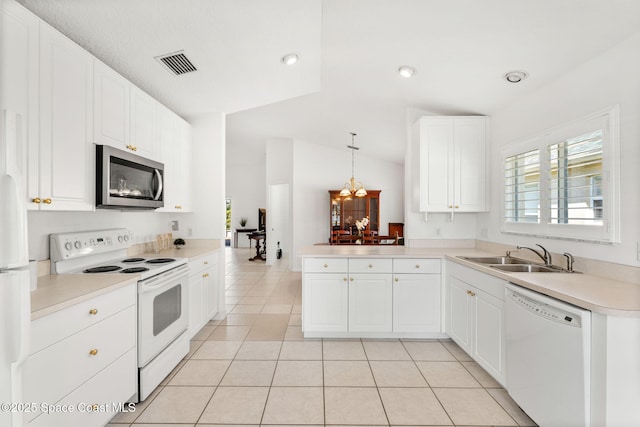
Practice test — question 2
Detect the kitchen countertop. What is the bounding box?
[31,241,222,319]
[299,245,640,318]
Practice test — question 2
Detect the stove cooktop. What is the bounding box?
[79,256,183,278]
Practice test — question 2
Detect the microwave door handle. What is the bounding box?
[153,169,163,201]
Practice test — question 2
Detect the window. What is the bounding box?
[502,106,619,243]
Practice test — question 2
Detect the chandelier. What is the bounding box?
[339,132,367,197]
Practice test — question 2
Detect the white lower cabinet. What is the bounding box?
[393,258,442,333]
[304,273,348,332]
[349,273,392,332]
[187,251,219,338]
[302,257,442,338]
[447,262,506,386]
[24,284,137,427]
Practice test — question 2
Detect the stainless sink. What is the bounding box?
[459,256,530,265]
[490,264,565,273]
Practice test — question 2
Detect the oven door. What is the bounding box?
[138,265,188,366]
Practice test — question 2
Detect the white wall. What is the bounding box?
[226,139,266,231]
[184,112,227,240]
[27,210,183,261]
[478,32,640,266]
[291,138,404,270]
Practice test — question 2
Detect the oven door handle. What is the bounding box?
[152,168,163,201]
[139,266,188,294]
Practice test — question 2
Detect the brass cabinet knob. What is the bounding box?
[32,197,41,204]
[448,205,453,208]
[89,308,98,315]
[323,263,328,268]
[43,198,52,204]
[415,264,420,269]
[343,277,347,282]
[394,277,399,282]
[204,261,209,265]
[455,205,460,209]
[368,264,373,268]
[89,349,98,356]
[202,273,209,278]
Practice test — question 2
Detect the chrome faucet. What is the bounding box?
[516,244,552,266]
[563,252,575,273]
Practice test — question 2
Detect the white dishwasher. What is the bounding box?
[505,283,591,427]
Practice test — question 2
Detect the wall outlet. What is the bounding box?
[435,227,441,236]
[187,227,193,237]
[171,220,179,231]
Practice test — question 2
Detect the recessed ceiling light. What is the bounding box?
[504,70,528,83]
[281,53,299,65]
[398,66,416,78]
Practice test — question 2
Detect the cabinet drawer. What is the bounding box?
[447,261,505,301]
[349,258,392,274]
[30,284,136,354]
[24,306,136,420]
[28,349,137,427]
[394,258,441,274]
[189,251,217,275]
[304,258,348,273]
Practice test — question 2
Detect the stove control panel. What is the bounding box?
[50,228,132,261]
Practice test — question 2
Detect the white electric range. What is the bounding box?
[50,229,190,401]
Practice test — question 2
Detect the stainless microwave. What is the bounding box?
[96,145,164,209]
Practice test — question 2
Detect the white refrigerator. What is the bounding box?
[1,111,32,426]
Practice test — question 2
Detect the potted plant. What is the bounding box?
[239,217,248,227]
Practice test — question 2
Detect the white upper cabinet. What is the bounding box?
[417,116,488,213]
[130,85,159,160]
[158,109,192,212]
[36,22,94,211]
[93,59,130,149]
[1,0,39,206]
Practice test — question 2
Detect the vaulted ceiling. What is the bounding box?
[19,0,640,164]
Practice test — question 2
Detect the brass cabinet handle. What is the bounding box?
[89,308,98,315]
[175,205,182,209]
[43,198,52,204]
[467,290,476,297]
[202,273,209,278]
[126,144,137,151]
[32,197,41,204]
[89,349,98,356]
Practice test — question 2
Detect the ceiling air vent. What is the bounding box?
[155,50,197,76]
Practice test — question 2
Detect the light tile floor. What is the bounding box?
[108,247,537,427]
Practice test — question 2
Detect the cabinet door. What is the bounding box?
[38,23,94,211]
[93,59,129,148]
[304,273,348,332]
[203,263,218,322]
[130,86,158,160]
[188,272,205,339]
[393,273,440,333]
[447,276,472,353]
[348,274,392,332]
[472,288,505,385]
[158,110,191,212]
[418,118,453,212]
[454,118,486,212]
[1,1,39,210]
